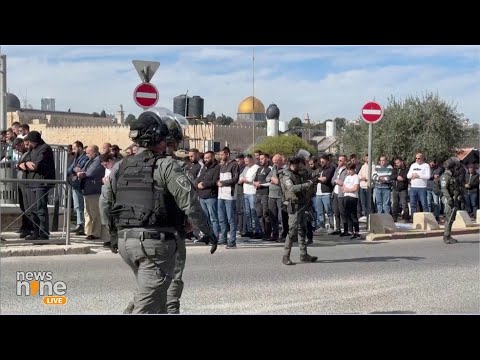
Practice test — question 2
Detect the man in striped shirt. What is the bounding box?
[372,155,393,214]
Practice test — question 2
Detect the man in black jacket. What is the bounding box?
[254,153,272,241]
[17,131,55,241]
[390,157,410,222]
[187,148,203,180]
[314,154,336,232]
[217,147,240,248]
[195,151,220,238]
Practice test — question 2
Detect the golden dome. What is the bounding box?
[237,96,265,114]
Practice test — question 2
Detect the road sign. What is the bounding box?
[132,60,160,83]
[133,82,159,109]
[361,101,384,124]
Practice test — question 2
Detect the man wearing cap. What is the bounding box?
[17,131,56,241]
[111,145,123,160]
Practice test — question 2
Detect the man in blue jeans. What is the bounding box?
[314,155,335,232]
[407,153,431,217]
[217,147,240,248]
[67,140,88,235]
[195,150,220,238]
[372,155,393,215]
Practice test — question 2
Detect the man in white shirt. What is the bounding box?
[407,152,431,216]
[239,154,262,238]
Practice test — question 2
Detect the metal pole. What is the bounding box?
[65,183,71,245]
[252,47,255,149]
[184,90,188,117]
[0,54,7,131]
[367,123,373,230]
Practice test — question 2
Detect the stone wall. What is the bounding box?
[27,124,268,154]
[214,125,266,153]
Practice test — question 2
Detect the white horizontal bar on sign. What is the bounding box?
[362,109,382,115]
[136,92,157,99]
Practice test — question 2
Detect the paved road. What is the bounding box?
[1,234,479,315]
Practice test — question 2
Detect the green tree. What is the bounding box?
[125,113,136,126]
[288,117,303,129]
[92,112,100,117]
[340,120,369,157]
[100,110,107,118]
[253,135,316,157]
[340,92,468,163]
[205,111,216,123]
[215,113,234,125]
[462,123,480,148]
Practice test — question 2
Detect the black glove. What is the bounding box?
[201,234,218,254]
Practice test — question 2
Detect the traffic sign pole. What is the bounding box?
[367,122,373,230]
[360,100,384,230]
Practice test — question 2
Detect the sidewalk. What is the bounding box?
[1,220,478,257]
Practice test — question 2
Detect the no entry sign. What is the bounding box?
[361,101,383,124]
[134,82,159,109]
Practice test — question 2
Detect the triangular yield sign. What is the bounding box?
[132,60,160,82]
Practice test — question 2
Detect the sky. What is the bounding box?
[2,45,479,124]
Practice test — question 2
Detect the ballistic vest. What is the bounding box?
[111,151,184,229]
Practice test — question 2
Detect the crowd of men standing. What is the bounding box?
[1,123,478,250]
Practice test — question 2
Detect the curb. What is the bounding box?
[0,244,91,257]
[366,227,480,241]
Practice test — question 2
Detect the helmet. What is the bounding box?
[138,107,188,146]
[129,111,169,147]
[443,157,460,171]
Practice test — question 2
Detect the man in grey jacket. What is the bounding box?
[331,155,348,236]
[266,154,286,242]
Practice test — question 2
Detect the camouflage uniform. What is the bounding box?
[440,158,464,244]
[280,161,318,265]
[112,109,216,314]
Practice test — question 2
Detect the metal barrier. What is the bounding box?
[0,144,72,244]
[0,145,69,206]
[0,161,18,204]
[0,178,72,245]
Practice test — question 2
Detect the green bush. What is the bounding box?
[253,135,316,157]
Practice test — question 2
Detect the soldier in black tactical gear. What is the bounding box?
[110,108,217,314]
[280,157,319,265]
[440,157,464,244]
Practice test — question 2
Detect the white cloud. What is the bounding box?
[2,45,479,125]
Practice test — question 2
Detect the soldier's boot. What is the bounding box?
[443,236,458,244]
[300,254,318,263]
[282,255,294,265]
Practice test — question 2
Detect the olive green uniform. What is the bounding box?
[113,150,213,314]
[158,155,193,314]
[440,169,463,244]
[281,169,317,263]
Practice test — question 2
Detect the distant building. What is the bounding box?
[6,92,114,127]
[236,96,266,122]
[41,97,56,111]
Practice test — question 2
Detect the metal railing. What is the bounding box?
[0,178,72,245]
[0,145,69,208]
